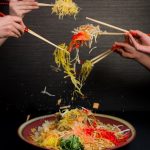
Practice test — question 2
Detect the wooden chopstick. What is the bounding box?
[0,12,65,51]
[27,29,65,51]
[99,32,125,36]
[0,2,54,7]
[91,49,113,65]
[92,50,113,65]
[91,49,111,62]
[86,17,128,33]
[38,3,54,7]
[86,17,150,36]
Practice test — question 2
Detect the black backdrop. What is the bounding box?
[0,0,150,115]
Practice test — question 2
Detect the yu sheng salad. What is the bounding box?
[31,108,130,150]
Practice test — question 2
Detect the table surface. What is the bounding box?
[0,110,149,150]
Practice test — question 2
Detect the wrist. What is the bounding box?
[134,52,146,62]
[134,51,144,61]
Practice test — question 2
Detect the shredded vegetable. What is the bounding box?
[79,60,93,86]
[52,0,79,19]
[69,31,90,52]
[53,43,83,96]
[69,24,101,52]
[60,135,84,150]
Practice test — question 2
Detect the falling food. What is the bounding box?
[69,24,124,52]
[53,43,70,68]
[59,105,71,110]
[77,48,113,93]
[52,0,79,19]
[89,46,97,54]
[41,87,55,97]
[53,43,83,96]
[50,65,61,72]
[93,102,100,109]
[53,44,112,97]
[79,60,93,86]
[72,24,101,49]
[57,99,62,106]
[69,31,91,52]
[26,115,31,121]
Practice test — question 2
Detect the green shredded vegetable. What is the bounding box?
[60,135,84,150]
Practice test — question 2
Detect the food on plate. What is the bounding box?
[31,108,130,150]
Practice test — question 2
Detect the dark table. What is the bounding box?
[1,110,149,150]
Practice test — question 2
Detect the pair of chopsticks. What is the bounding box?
[90,45,121,65]
[90,49,112,65]
[86,17,128,33]
[86,17,150,36]
[85,17,127,64]
[0,2,54,7]
[0,12,65,51]
[86,16,150,63]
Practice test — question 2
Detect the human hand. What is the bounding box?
[130,30,150,46]
[113,42,142,60]
[9,0,39,18]
[0,16,24,38]
[113,41,150,70]
[127,30,150,54]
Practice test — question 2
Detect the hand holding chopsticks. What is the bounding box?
[0,12,65,51]
[0,2,53,7]
[0,15,24,38]
[86,17,150,54]
[0,1,54,18]
[9,0,39,18]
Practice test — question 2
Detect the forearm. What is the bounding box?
[135,52,150,70]
[0,38,7,46]
[137,46,150,54]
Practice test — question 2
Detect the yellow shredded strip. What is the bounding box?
[53,43,70,68]
[53,43,83,96]
[79,60,93,86]
[40,133,59,149]
[52,0,79,19]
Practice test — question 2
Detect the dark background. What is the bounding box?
[0,0,150,113]
[0,0,150,149]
